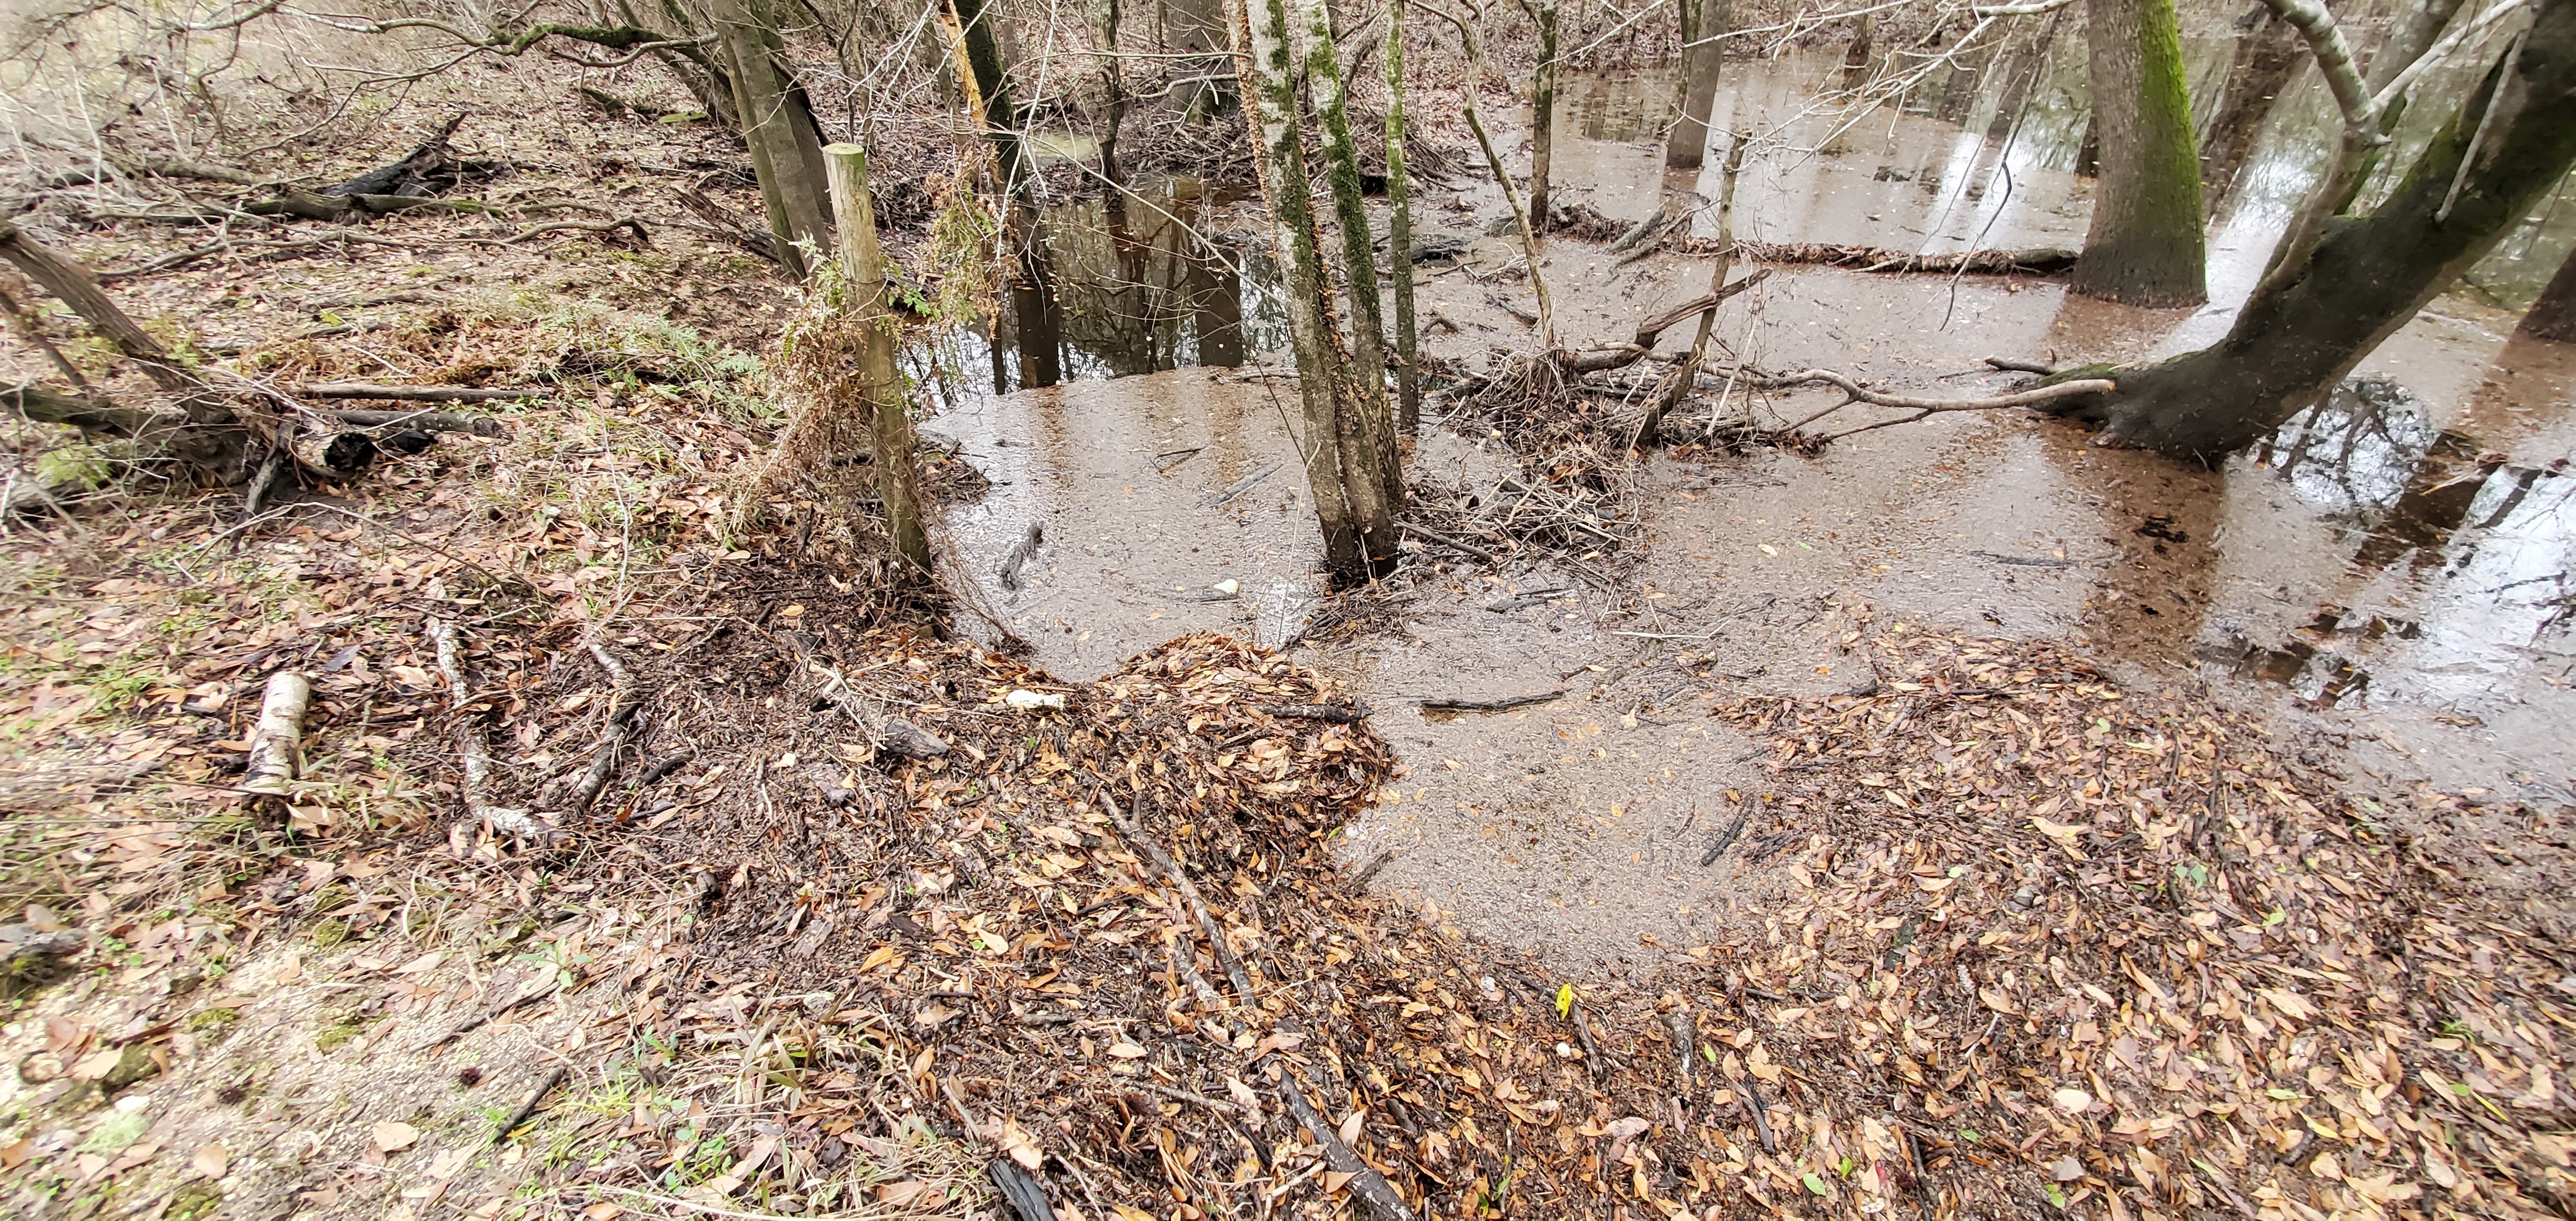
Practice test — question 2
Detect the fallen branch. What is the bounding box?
[1761,368,2119,439]
[1422,690,1562,712]
[296,383,543,403]
[1702,241,2078,275]
[1631,268,1771,347]
[565,638,645,816]
[320,408,504,436]
[240,671,311,796]
[1277,1080,1417,1221]
[433,618,556,850]
[493,1066,570,1144]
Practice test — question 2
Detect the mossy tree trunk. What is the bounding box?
[2070,0,2205,305]
[1388,0,1423,433]
[1528,0,1559,225]
[1665,0,1728,169]
[2054,2,2576,458]
[1230,0,1399,584]
[822,144,937,585]
[1296,0,1404,504]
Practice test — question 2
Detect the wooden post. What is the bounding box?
[823,144,937,585]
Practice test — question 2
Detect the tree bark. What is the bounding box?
[712,0,832,278]
[1388,0,1423,433]
[2518,244,2576,340]
[1232,0,1398,583]
[1665,0,1729,169]
[1529,0,1560,224]
[2070,0,2206,305]
[1298,0,1404,504]
[2055,3,2576,458]
[1096,0,1130,194]
[823,145,938,585]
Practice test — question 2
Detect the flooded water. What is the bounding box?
[925,29,2576,969]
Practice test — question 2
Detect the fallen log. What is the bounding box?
[1703,240,2080,275]
[242,671,312,796]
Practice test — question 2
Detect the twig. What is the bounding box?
[493,1066,569,1143]
[1739,1072,1779,1152]
[1276,1079,1417,1221]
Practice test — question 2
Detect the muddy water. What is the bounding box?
[929,48,2575,970]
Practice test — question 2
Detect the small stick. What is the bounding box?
[1740,1073,1779,1153]
[1258,703,1366,723]
[1277,1078,1417,1221]
[1699,807,1749,866]
[492,1066,569,1144]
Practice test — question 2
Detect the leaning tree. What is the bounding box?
[2044,0,2576,458]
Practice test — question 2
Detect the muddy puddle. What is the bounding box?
[918,44,2576,971]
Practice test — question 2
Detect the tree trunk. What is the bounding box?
[823,144,937,585]
[2518,244,2576,340]
[712,0,832,278]
[1096,0,1130,195]
[1666,0,1729,169]
[2197,8,2303,214]
[1388,0,1422,433]
[1839,12,1876,88]
[2056,6,2576,458]
[1298,0,1404,504]
[945,0,1037,211]
[1231,0,1398,584]
[2070,0,2206,305]
[1530,0,1560,225]
[0,220,246,475]
[1642,132,1744,443]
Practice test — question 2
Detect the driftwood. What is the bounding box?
[241,672,311,796]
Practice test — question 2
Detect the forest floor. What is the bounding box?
[3,63,2574,1221]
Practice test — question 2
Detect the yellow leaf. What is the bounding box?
[860,945,903,972]
[1107,1041,1148,1058]
[372,1121,420,1153]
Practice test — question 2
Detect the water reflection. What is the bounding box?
[1546,10,2576,322]
[905,177,1288,408]
[2210,362,2575,723]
